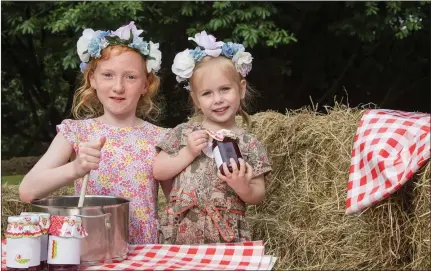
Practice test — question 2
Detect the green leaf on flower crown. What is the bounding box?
[127,29,133,43]
[17,258,30,264]
[105,35,123,44]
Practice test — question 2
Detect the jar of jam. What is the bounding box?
[211,133,243,176]
[47,215,88,271]
[20,212,50,270]
[5,215,42,271]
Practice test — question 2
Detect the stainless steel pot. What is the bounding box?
[31,195,129,266]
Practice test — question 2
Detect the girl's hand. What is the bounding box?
[217,158,253,194]
[186,130,209,158]
[73,136,106,178]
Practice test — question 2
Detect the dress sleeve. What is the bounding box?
[56,119,79,153]
[246,136,272,178]
[155,123,184,155]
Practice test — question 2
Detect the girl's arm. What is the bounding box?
[19,133,105,203]
[153,129,208,181]
[152,148,196,181]
[19,133,78,202]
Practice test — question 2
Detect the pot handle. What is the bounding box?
[75,213,110,219]
[75,213,111,229]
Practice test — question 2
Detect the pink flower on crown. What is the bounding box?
[111,21,143,41]
[188,31,223,57]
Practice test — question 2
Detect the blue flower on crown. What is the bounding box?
[188,47,206,62]
[87,31,110,58]
[129,37,150,56]
[221,42,245,58]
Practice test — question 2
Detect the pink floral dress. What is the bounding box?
[156,122,272,244]
[57,118,169,244]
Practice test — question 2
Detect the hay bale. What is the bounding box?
[247,105,417,270]
[410,161,431,269]
[1,156,41,176]
[1,184,74,238]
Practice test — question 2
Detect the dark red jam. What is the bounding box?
[48,264,80,271]
[7,264,41,271]
[212,136,243,175]
[40,260,48,270]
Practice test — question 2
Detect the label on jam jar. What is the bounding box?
[47,236,80,265]
[6,238,39,269]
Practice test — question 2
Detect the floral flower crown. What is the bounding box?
[77,21,162,74]
[171,31,253,90]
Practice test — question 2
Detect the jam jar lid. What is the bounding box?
[205,129,238,141]
[6,215,42,238]
[20,212,51,234]
[48,215,88,238]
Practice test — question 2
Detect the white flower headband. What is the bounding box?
[77,21,162,74]
[171,31,253,89]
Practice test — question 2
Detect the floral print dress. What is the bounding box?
[57,118,169,244]
[156,122,272,244]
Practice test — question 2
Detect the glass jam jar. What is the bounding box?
[47,215,88,271]
[212,135,243,175]
[6,215,42,271]
[20,212,51,271]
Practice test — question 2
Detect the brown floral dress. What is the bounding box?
[156,122,272,244]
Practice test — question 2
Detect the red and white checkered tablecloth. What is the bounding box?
[1,239,276,270]
[346,109,430,215]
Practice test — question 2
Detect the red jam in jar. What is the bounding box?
[7,265,41,271]
[48,264,80,270]
[212,136,243,175]
[40,261,48,270]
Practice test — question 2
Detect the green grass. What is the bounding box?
[1,175,24,185]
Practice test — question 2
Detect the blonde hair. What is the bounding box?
[72,46,161,121]
[189,56,255,127]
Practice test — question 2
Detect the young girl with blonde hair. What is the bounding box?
[153,31,272,244]
[19,21,169,244]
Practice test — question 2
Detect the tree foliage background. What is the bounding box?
[1,1,430,159]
